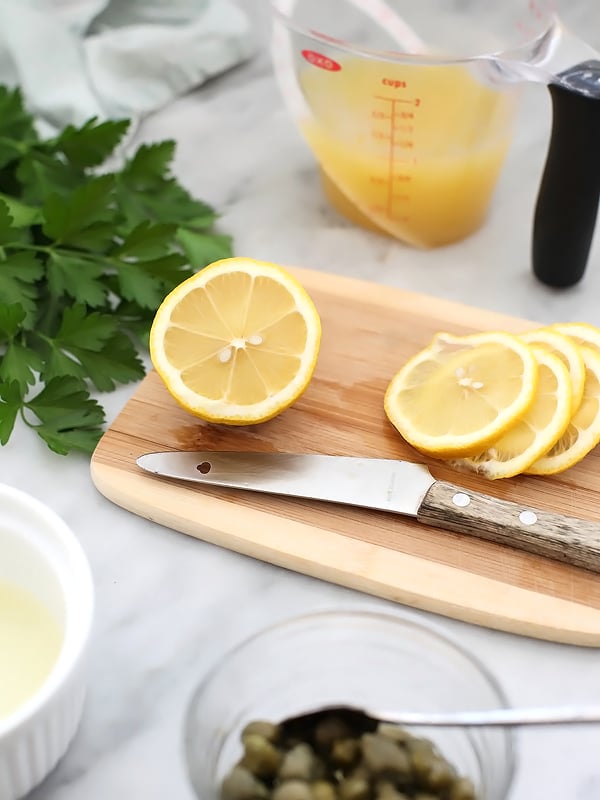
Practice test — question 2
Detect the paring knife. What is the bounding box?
[136,451,600,573]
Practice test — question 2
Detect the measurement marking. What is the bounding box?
[386,99,396,215]
[374,95,420,105]
[373,154,417,164]
[371,92,421,220]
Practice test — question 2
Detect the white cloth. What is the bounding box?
[0,0,256,132]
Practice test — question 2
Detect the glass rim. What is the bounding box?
[270,1,558,67]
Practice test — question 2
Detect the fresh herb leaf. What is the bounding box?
[0,87,233,454]
[53,305,118,352]
[38,306,146,392]
[176,228,233,267]
[0,200,21,242]
[0,193,43,227]
[114,221,178,259]
[72,332,145,392]
[27,376,105,426]
[36,425,105,456]
[0,380,22,444]
[116,141,216,228]
[25,377,106,455]
[17,151,82,203]
[0,303,26,339]
[115,253,189,309]
[52,118,130,169]
[0,341,44,388]
[0,87,38,168]
[0,251,45,327]
[42,174,116,244]
[47,252,108,307]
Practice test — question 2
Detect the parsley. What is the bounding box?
[0,87,233,455]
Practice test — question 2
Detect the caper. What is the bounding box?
[361,733,411,778]
[377,724,412,744]
[407,738,438,781]
[272,780,313,800]
[221,765,269,800]
[420,757,456,791]
[330,738,361,768]
[338,775,370,800]
[311,780,338,800]
[241,733,282,778]
[279,743,320,781]
[313,715,356,753]
[374,780,410,800]
[406,736,437,758]
[242,720,281,744]
[448,777,477,800]
[221,714,479,800]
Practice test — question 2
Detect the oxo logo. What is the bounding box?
[301,50,342,71]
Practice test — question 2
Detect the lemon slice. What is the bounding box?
[384,331,539,457]
[149,258,322,424]
[449,346,572,479]
[547,321,600,354]
[526,345,600,475]
[520,327,585,414]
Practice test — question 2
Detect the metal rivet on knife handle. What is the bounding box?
[519,510,538,526]
[418,480,600,573]
[452,492,470,508]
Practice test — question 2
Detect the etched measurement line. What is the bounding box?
[370,90,422,221]
[373,95,421,106]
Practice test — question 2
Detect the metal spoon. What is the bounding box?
[280,704,600,731]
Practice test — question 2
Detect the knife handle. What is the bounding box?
[417,481,600,573]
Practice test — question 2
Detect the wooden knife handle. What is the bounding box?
[417,480,600,573]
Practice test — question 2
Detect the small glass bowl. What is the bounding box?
[183,608,515,800]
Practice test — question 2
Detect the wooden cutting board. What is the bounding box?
[90,266,600,647]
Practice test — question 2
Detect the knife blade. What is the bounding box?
[136,450,600,573]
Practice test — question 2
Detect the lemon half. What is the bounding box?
[149,258,322,424]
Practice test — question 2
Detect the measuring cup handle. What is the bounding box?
[532,69,600,288]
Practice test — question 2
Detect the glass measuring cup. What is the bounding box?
[271,0,600,287]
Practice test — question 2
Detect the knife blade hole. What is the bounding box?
[197,461,212,474]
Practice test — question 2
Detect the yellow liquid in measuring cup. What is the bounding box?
[300,59,517,247]
[0,581,63,720]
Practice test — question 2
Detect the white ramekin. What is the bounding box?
[0,484,94,800]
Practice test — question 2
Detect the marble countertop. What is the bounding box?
[5,1,600,798]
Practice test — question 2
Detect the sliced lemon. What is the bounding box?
[149,257,322,424]
[526,345,600,475]
[449,346,572,479]
[547,322,600,355]
[519,327,585,414]
[384,331,539,457]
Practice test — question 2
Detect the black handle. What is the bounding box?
[532,61,600,288]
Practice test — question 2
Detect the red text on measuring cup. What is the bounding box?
[301,50,342,71]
